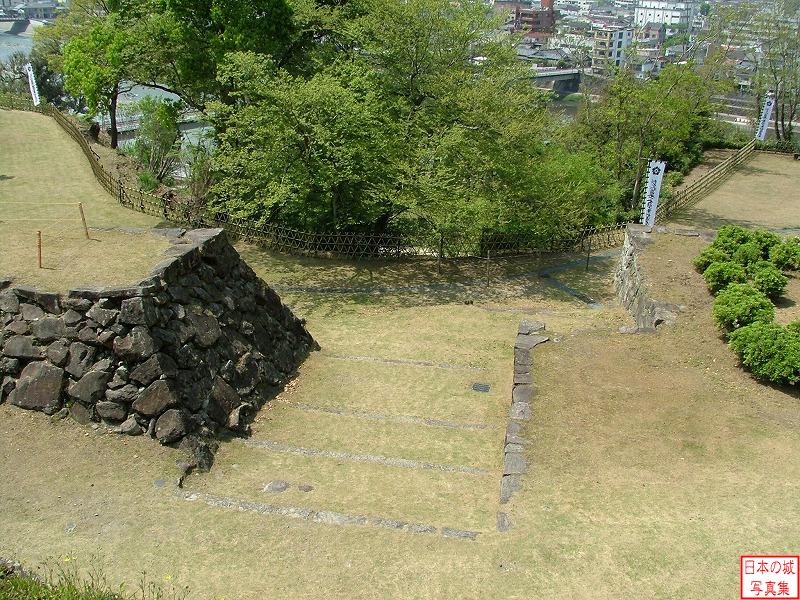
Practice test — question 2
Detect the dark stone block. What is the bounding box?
[65,342,95,378]
[68,370,112,405]
[14,288,60,314]
[0,290,20,314]
[62,310,83,326]
[207,377,239,425]
[155,408,189,444]
[0,357,20,376]
[96,401,127,422]
[509,402,532,421]
[518,320,545,335]
[9,361,64,414]
[46,341,70,367]
[106,384,139,404]
[31,317,66,342]
[119,297,158,327]
[132,380,179,417]
[512,385,534,404]
[515,333,549,351]
[187,312,221,348]
[6,320,28,335]
[69,401,93,424]
[113,326,160,361]
[130,353,177,386]
[499,474,521,504]
[3,336,42,359]
[87,304,118,327]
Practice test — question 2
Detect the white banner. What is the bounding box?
[756,93,775,141]
[640,160,666,227]
[24,63,40,107]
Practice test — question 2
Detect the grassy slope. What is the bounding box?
[0,110,167,292]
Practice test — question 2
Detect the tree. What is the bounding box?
[62,16,131,147]
[208,0,617,240]
[750,0,800,143]
[127,96,182,183]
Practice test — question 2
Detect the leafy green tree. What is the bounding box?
[127,97,182,183]
[62,17,131,147]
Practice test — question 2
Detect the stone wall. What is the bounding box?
[614,225,681,332]
[0,229,317,470]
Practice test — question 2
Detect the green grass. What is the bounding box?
[0,562,187,600]
[0,109,168,292]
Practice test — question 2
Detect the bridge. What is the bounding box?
[530,68,582,97]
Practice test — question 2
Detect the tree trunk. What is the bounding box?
[109,84,119,149]
[773,96,781,141]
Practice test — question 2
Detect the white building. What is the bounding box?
[634,0,699,36]
[592,26,634,75]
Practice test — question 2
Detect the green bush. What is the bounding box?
[702,261,747,294]
[769,238,800,271]
[693,246,730,273]
[729,322,800,385]
[788,320,800,336]
[138,171,159,192]
[711,225,753,255]
[712,283,775,330]
[750,229,783,256]
[749,260,788,298]
[732,242,763,267]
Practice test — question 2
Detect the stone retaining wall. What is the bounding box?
[614,225,681,332]
[497,320,548,532]
[0,229,317,470]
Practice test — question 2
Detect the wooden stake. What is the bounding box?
[37,231,42,269]
[585,235,592,272]
[486,249,491,287]
[79,202,90,239]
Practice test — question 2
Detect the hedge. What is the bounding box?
[712,283,775,330]
[729,322,800,385]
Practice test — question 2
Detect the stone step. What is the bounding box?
[190,441,497,532]
[250,401,502,473]
[286,353,510,425]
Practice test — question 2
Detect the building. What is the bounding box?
[513,0,560,34]
[634,0,699,36]
[592,26,633,75]
[637,21,666,43]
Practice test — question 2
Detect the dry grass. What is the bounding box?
[671,153,800,231]
[0,110,168,291]
[1,113,799,600]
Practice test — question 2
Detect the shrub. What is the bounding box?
[769,238,800,271]
[693,246,730,273]
[729,322,800,385]
[711,225,752,255]
[138,171,159,192]
[712,283,775,330]
[732,241,763,267]
[750,229,782,256]
[749,260,788,298]
[788,320,800,336]
[702,261,747,294]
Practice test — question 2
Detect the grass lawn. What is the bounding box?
[0,110,167,291]
[670,153,800,232]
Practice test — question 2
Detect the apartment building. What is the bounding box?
[592,26,633,75]
[634,0,699,36]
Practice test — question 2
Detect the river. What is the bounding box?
[0,31,33,62]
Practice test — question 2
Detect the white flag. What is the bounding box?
[756,93,775,141]
[640,160,666,227]
[24,63,41,107]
